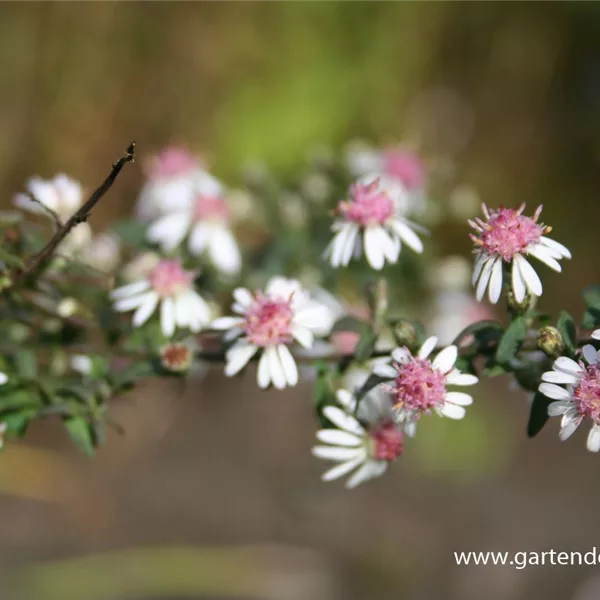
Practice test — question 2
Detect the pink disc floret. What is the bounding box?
[193,193,230,222]
[383,149,424,190]
[148,147,199,180]
[243,293,294,347]
[573,365,600,424]
[389,355,447,412]
[469,203,548,262]
[148,259,194,297]
[337,180,395,226]
[369,419,404,461]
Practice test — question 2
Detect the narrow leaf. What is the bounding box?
[527,391,553,438]
[495,317,528,364]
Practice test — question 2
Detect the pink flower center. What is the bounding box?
[243,294,294,347]
[573,365,600,423]
[148,147,199,180]
[383,149,424,190]
[369,419,404,461]
[337,180,395,226]
[148,259,193,297]
[390,357,447,412]
[193,194,229,222]
[470,204,546,262]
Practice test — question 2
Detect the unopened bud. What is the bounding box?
[0,274,13,291]
[393,320,417,347]
[507,290,534,314]
[160,342,193,373]
[537,326,564,357]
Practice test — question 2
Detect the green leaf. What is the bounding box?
[582,284,600,309]
[0,246,24,269]
[495,317,528,364]
[64,417,96,456]
[355,372,387,404]
[354,328,377,362]
[527,391,553,438]
[112,219,148,247]
[583,306,600,329]
[331,315,368,334]
[454,320,504,357]
[557,311,577,356]
[1,409,36,437]
[15,350,37,380]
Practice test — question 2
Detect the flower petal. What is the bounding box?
[418,336,438,359]
[432,345,457,373]
[539,382,570,400]
[322,406,364,435]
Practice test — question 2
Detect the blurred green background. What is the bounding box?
[2,2,600,599]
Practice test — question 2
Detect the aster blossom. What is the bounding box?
[324,177,424,271]
[146,171,241,274]
[110,258,211,338]
[372,336,478,435]
[539,345,600,452]
[312,388,403,488]
[469,203,571,304]
[211,277,333,389]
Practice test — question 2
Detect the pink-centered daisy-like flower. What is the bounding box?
[110,258,211,338]
[372,336,478,435]
[324,177,424,271]
[312,388,403,488]
[539,345,600,452]
[136,146,203,222]
[13,174,91,254]
[469,203,571,304]
[146,171,241,274]
[211,277,333,389]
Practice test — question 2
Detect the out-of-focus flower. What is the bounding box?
[146,171,241,275]
[111,258,210,338]
[212,277,333,390]
[540,346,600,452]
[160,342,194,372]
[57,297,78,318]
[470,204,571,304]
[0,372,7,386]
[13,174,91,254]
[121,251,161,283]
[80,232,121,273]
[70,355,93,375]
[324,178,424,271]
[373,336,478,435]
[592,329,600,341]
[449,184,480,220]
[312,388,403,488]
[136,146,203,222]
[279,192,309,228]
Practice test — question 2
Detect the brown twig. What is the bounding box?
[16,142,135,284]
[25,191,62,230]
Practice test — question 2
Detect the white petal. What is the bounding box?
[110,280,151,300]
[346,461,387,488]
[160,297,176,337]
[293,305,334,333]
[292,326,314,348]
[321,457,364,481]
[511,260,526,303]
[432,345,457,373]
[316,430,362,447]
[445,371,478,386]
[114,291,154,312]
[475,257,494,302]
[265,346,285,390]
[336,389,357,412]
[132,292,159,327]
[582,344,597,365]
[212,316,244,330]
[330,225,352,267]
[515,255,542,297]
[418,336,438,359]
[379,228,400,263]
[233,288,254,310]
[591,329,600,340]
[488,257,503,304]
[587,426,600,452]
[373,363,397,379]
[147,212,190,251]
[528,245,562,272]
[278,344,298,387]
[257,351,271,389]
[539,236,571,259]
[471,254,485,286]
[174,293,193,328]
[547,400,571,416]
[188,223,209,255]
[554,356,583,375]
[322,406,364,435]
[541,370,578,385]
[312,446,364,461]
[444,391,473,406]
[559,418,581,441]
[391,347,411,364]
[340,224,360,266]
[364,227,385,270]
[390,220,423,253]
[0,372,8,385]
[207,226,241,274]
[439,402,466,419]
[225,341,258,376]
[539,382,570,400]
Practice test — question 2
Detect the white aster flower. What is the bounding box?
[211,277,333,390]
[14,174,91,254]
[146,171,241,275]
[312,388,403,488]
[121,251,161,283]
[469,203,571,305]
[324,177,424,271]
[539,345,600,452]
[79,232,121,273]
[372,336,478,436]
[111,258,210,338]
[136,146,203,222]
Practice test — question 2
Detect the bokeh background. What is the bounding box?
[1,2,600,599]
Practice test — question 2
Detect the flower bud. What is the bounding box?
[507,289,534,314]
[160,342,193,373]
[0,274,13,292]
[537,326,564,357]
[393,320,417,347]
